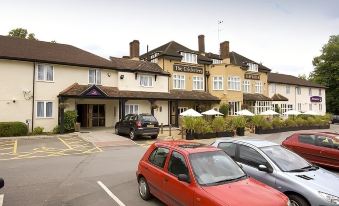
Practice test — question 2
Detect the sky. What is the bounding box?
[1,0,338,76]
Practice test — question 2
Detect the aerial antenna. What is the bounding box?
[218,20,223,54]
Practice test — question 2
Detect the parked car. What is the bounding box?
[331,115,339,124]
[212,139,339,206]
[282,132,339,169]
[115,113,159,140]
[0,177,4,189]
[136,140,290,206]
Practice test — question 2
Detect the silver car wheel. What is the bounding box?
[139,178,147,197]
[290,200,300,206]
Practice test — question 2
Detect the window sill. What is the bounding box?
[212,89,224,91]
[36,117,54,119]
[193,89,204,91]
[36,80,54,83]
[140,85,154,88]
[227,89,241,92]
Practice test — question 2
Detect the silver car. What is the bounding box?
[211,138,339,206]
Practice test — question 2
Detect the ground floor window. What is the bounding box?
[297,103,302,111]
[125,104,139,115]
[280,104,293,114]
[37,101,53,118]
[254,101,272,114]
[228,101,241,116]
[178,107,188,114]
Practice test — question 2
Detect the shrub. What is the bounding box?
[219,103,229,116]
[53,125,60,134]
[231,116,247,129]
[272,118,283,129]
[262,121,273,130]
[64,110,77,131]
[211,117,225,132]
[33,127,44,135]
[285,118,297,127]
[224,117,235,130]
[295,117,307,127]
[0,122,28,137]
[306,117,316,126]
[252,115,265,128]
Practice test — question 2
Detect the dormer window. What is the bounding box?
[212,59,222,64]
[181,52,197,64]
[247,63,258,72]
[150,52,159,63]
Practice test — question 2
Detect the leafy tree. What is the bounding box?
[297,74,308,80]
[8,28,38,40]
[219,103,229,116]
[311,35,339,114]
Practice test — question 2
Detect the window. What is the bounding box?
[150,52,159,63]
[125,104,139,114]
[148,147,169,168]
[218,142,236,159]
[173,74,185,89]
[255,81,262,94]
[319,89,322,96]
[212,59,222,64]
[297,103,302,111]
[140,75,153,87]
[242,80,250,93]
[309,88,312,96]
[298,134,316,145]
[270,83,276,93]
[254,101,272,114]
[319,104,322,112]
[178,107,188,114]
[247,63,258,72]
[213,76,223,90]
[238,145,269,168]
[193,76,204,90]
[36,101,53,118]
[89,69,101,85]
[168,151,189,177]
[181,52,197,64]
[37,64,54,81]
[286,85,290,94]
[309,103,312,111]
[316,136,334,149]
[228,76,241,91]
[229,101,241,116]
[296,87,301,95]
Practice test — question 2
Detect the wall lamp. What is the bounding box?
[120,74,124,79]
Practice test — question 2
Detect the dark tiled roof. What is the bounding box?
[243,93,272,101]
[109,57,169,75]
[59,83,220,101]
[205,52,222,60]
[140,41,212,64]
[268,73,326,88]
[230,52,271,72]
[0,35,115,69]
[271,93,288,101]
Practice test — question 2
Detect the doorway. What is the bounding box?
[76,104,105,128]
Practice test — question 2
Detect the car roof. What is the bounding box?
[215,138,279,148]
[293,131,338,137]
[154,140,220,154]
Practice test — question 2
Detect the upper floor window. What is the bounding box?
[37,101,53,118]
[150,52,159,63]
[37,64,54,81]
[247,63,258,72]
[270,83,276,93]
[89,69,101,85]
[213,76,223,90]
[192,76,204,90]
[140,75,153,87]
[296,87,301,95]
[286,85,290,94]
[181,52,197,64]
[173,74,185,89]
[319,88,322,96]
[255,81,262,94]
[243,80,250,93]
[212,59,222,64]
[309,88,312,96]
[228,76,241,91]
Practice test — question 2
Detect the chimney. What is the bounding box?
[198,35,205,53]
[129,40,140,59]
[220,41,229,60]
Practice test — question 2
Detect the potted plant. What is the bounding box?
[252,115,265,134]
[182,117,195,140]
[232,116,246,136]
[211,117,226,137]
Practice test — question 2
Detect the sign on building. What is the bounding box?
[244,73,260,80]
[310,96,322,102]
[173,64,203,74]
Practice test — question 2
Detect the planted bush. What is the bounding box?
[219,103,229,116]
[272,118,283,129]
[0,122,28,137]
[211,117,225,133]
[53,125,60,134]
[252,115,265,128]
[33,127,44,135]
[64,110,77,131]
[285,118,297,127]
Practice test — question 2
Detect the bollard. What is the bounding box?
[160,123,163,134]
[169,124,172,136]
[181,125,184,139]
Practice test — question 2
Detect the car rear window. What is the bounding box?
[141,115,157,122]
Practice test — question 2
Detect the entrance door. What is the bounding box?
[92,104,105,127]
[77,104,89,127]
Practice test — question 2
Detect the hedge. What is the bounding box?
[0,122,28,137]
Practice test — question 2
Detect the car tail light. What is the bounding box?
[136,121,142,128]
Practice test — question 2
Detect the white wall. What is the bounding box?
[118,72,168,92]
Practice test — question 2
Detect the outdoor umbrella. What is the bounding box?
[303,111,320,115]
[260,110,279,116]
[179,108,203,117]
[283,110,302,115]
[201,109,224,116]
[235,109,254,116]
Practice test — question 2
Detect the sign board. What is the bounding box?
[310,96,322,102]
[244,73,260,80]
[173,64,203,74]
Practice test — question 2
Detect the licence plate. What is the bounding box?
[147,125,154,128]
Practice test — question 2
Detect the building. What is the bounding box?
[0,36,174,132]
[268,73,326,115]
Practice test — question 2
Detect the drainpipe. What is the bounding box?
[31,62,36,132]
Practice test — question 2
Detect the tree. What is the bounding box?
[297,74,308,80]
[311,35,339,114]
[8,28,38,40]
[219,103,229,116]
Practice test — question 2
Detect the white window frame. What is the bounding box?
[125,104,139,115]
[212,59,222,64]
[178,107,188,114]
[247,63,258,72]
[89,68,101,85]
[213,76,223,90]
[286,85,290,94]
[309,88,312,96]
[192,76,204,90]
[150,52,159,63]
[181,52,197,64]
[270,83,276,93]
[173,74,185,89]
[36,101,53,118]
[227,76,241,91]
[243,80,250,93]
[296,87,301,95]
[254,101,272,114]
[139,75,153,87]
[319,104,322,112]
[228,101,241,116]
[255,81,262,94]
[36,64,54,82]
[298,103,302,111]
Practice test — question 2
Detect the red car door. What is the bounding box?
[292,134,320,163]
[163,150,194,206]
[315,135,339,169]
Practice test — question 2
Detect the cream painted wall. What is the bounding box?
[117,72,168,92]
[0,60,33,130]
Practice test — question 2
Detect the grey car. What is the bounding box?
[211,138,339,206]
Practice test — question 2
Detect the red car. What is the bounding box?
[136,140,289,206]
[283,132,339,169]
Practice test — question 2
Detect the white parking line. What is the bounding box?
[97,181,126,206]
[0,194,4,206]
